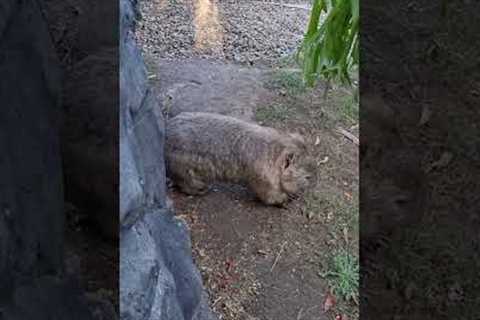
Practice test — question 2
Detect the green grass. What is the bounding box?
[267,69,307,96]
[255,104,293,123]
[277,53,298,69]
[340,91,359,124]
[304,190,358,234]
[305,189,359,307]
[321,249,359,303]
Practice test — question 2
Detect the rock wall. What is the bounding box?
[119,0,217,319]
[0,1,94,318]
[0,0,216,318]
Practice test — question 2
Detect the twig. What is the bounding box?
[296,307,304,320]
[230,223,241,238]
[270,241,287,272]
[335,127,359,145]
[212,296,222,306]
[323,79,331,101]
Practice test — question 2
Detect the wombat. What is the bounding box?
[165,112,309,205]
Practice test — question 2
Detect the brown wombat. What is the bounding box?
[165,112,310,205]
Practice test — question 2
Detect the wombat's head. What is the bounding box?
[279,134,310,196]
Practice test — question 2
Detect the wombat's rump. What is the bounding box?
[165,112,309,205]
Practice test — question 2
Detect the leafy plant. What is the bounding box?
[297,0,359,87]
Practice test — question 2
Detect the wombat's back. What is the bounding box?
[165,112,300,181]
[167,112,282,159]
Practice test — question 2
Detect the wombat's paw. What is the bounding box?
[177,181,209,196]
[258,189,289,206]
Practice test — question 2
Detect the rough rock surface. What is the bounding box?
[119,0,217,319]
[0,0,94,318]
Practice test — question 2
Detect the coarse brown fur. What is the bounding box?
[165,112,310,205]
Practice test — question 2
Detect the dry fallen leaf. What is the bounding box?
[418,104,432,126]
[427,151,453,172]
[323,292,336,312]
[318,156,329,165]
[343,227,349,245]
[326,211,334,222]
[307,211,315,220]
[314,136,321,145]
[257,249,267,256]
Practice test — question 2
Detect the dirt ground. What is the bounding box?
[153,61,359,320]
[139,1,359,317]
[156,60,359,320]
[360,1,480,319]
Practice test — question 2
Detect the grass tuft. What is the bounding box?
[340,92,359,124]
[267,69,307,96]
[322,250,359,303]
[255,104,293,123]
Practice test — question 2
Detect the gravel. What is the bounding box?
[135,0,311,65]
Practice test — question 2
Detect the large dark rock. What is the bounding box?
[3,276,93,320]
[43,0,119,64]
[0,1,94,318]
[75,0,118,56]
[61,46,119,239]
[0,0,64,299]
[119,0,217,319]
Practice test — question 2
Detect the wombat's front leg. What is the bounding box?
[175,169,209,196]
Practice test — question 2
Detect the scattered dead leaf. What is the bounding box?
[307,211,315,220]
[326,211,334,222]
[343,227,349,245]
[426,151,453,172]
[323,292,336,312]
[335,127,359,145]
[225,258,235,273]
[257,249,268,256]
[418,103,432,126]
[318,156,329,165]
